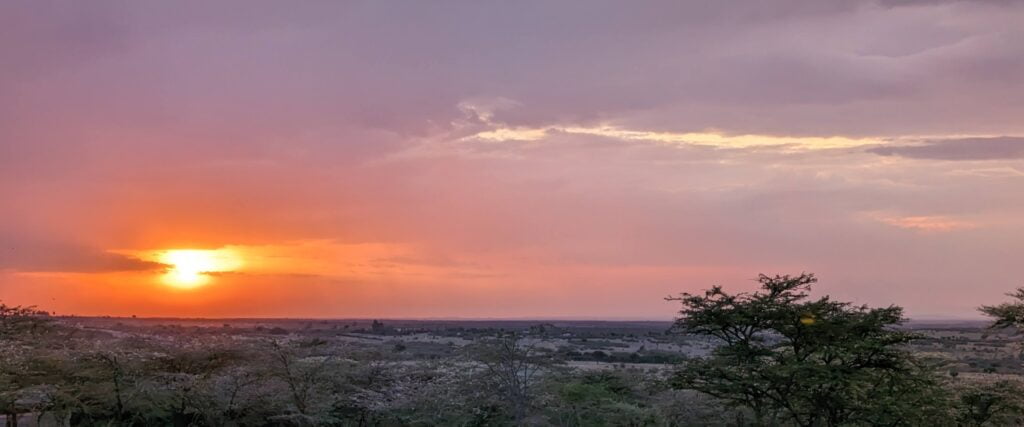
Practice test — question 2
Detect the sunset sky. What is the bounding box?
[2,1,1024,319]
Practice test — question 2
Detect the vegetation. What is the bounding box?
[2,274,1024,425]
[668,274,950,425]
[980,287,1024,329]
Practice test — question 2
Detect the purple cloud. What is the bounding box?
[869,137,1024,160]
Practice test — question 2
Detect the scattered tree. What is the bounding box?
[469,334,557,423]
[668,273,951,426]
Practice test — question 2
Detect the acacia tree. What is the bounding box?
[0,304,51,339]
[545,370,659,427]
[264,339,348,425]
[0,303,54,427]
[956,380,1024,426]
[980,288,1024,329]
[974,289,1024,425]
[668,273,950,426]
[469,334,557,424]
[147,343,247,426]
[73,345,153,424]
[205,364,270,425]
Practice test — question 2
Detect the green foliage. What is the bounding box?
[466,335,559,423]
[972,288,1024,425]
[0,302,51,341]
[546,371,658,427]
[0,302,58,421]
[980,288,1024,329]
[9,287,1024,426]
[668,273,952,426]
[956,380,1024,426]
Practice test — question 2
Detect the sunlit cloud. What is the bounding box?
[472,127,549,142]
[876,215,978,233]
[466,124,882,150]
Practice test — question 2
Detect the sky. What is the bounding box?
[2,0,1024,319]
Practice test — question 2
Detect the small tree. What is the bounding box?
[668,273,950,426]
[0,303,54,426]
[469,334,556,423]
[981,289,1024,365]
[974,288,1024,425]
[956,380,1024,426]
[0,303,51,340]
[546,370,658,427]
[263,339,346,425]
[74,345,150,424]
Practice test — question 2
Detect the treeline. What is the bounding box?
[2,273,1024,426]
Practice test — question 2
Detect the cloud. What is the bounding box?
[868,137,1024,160]
[465,121,881,150]
[0,233,165,273]
[3,0,1024,144]
[875,215,977,232]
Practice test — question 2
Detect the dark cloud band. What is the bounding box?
[0,234,165,273]
[868,137,1024,161]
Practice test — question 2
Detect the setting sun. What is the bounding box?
[159,249,243,289]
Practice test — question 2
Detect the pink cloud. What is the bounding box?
[878,215,977,232]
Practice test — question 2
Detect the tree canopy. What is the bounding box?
[980,288,1024,329]
[668,273,950,426]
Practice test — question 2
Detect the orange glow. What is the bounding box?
[159,249,243,289]
[878,215,977,233]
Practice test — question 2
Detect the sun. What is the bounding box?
[159,249,243,289]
